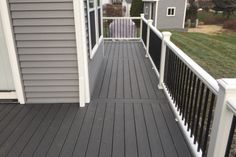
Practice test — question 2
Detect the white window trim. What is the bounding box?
[0,0,25,104]
[166,7,176,17]
[87,0,103,59]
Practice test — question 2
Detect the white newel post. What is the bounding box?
[140,14,144,39]
[158,32,172,89]
[207,79,236,157]
[145,19,153,58]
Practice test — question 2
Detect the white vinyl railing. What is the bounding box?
[102,16,142,40]
[139,14,236,157]
[101,14,236,157]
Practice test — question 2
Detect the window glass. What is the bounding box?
[89,0,94,8]
[167,7,175,16]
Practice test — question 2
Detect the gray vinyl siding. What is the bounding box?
[157,0,186,29]
[8,0,80,103]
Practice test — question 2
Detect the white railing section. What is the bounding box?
[164,40,219,95]
[141,15,163,78]
[101,14,236,157]
[138,13,236,157]
[102,16,142,40]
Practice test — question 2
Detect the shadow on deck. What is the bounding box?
[0,41,192,157]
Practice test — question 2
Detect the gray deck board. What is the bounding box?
[20,105,61,157]
[0,41,192,157]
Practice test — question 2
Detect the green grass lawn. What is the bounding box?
[170,31,236,79]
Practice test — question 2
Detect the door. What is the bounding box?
[0,16,15,92]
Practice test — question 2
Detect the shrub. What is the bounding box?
[223,20,236,31]
[203,16,226,24]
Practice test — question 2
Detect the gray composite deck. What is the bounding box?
[0,41,192,157]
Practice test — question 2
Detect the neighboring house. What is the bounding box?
[122,0,132,16]
[143,0,187,29]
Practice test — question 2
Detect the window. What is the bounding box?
[87,0,103,59]
[167,7,176,16]
[145,6,149,16]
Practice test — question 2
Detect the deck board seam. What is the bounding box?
[111,102,116,157]
[84,102,99,157]
[71,105,89,157]
[31,105,61,156]
[17,105,53,157]
[135,43,152,99]
[0,105,34,148]
[149,103,166,157]
[39,105,70,157]
[141,103,153,157]
[57,105,80,157]
[4,105,44,156]
[158,103,180,157]
[97,102,107,157]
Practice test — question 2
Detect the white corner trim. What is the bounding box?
[73,0,90,106]
[182,0,188,28]
[0,0,25,104]
[154,0,159,28]
[166,7,176,17]
[0,92,17,99]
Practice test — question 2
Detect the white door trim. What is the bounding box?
[73,0,91,107]
[0,0,25,104]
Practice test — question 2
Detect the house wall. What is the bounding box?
[8,0,80,103]
[157,0,186,29]
[0,15,15,91]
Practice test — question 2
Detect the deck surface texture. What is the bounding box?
[0,41,192,157]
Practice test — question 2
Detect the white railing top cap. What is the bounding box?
[227,98,236,115]
[218,79,236,90]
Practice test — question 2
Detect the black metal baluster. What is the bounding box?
[194,83,205,144]
[180,64,187,116]
[225,116,236,157]
[176,59,183,111]
[167,50,173,96]
[164,48,170,87]
[198,88,210,151]
[184,71,193,125]
[173,54,179,105]
[182,68,190,120]
[187,74,197,130]
[170,51,175,98]
[202,92,216,156]
[191,79,201,137]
